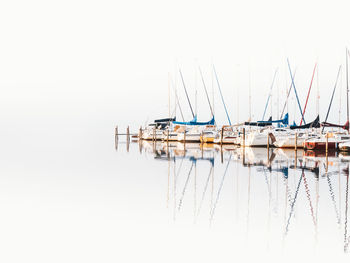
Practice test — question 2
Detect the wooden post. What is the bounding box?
[115,125,118,150]
[242,128,246,147]
[201,131,204,144]
[126,126,130,142]
[326,132,329,173]
[295,132,297,151]
[220,145,223,163]
[166,129,169,156]
[139,126,142,140]
[221,127,224,145]
[184,129,186,145]
[267,133,269,151]
[153,127,156,142]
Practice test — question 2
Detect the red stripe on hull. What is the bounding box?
[304,142,337,150]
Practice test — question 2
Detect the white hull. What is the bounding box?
[177,132,201,142]
[273,135,304,148]
[244,131,271,147]
[141,130,164,140]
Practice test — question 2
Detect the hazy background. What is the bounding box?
[1,0,350,262]
[1,0,350,131]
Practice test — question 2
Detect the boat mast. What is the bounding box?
[317,65,320,118]
[211,63,215,117]
[347,47,349,131]
[339,68,343,128]
[179,69,195,119]
[262,68,278,121]
[322,65,342,133]
[236,67,239,124]
[300,63,317,125]
[198,66,214,117]
[168,72,171,118]
[213,65,232,125]
[287,59,306,124]
[277,72,279,123]
[249,66,252,121]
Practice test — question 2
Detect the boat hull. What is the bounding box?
[304,141,338,150]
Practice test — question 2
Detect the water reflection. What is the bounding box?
[119,140,350,253]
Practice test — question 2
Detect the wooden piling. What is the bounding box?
[126,126,130,142]
[220,127,224,145]
[242,128,245,147]
[220,146,223,163]
[153,127,156,142]
[295,132,297,151]
[326,132,329,153]
[267,133,269,151]
[115,126,119,150]
[166,130,169,156]
[139,126,142,140]
[115,126,119,140]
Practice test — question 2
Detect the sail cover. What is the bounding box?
[244,116,272,127]
[245,113,289,127]
[321,120,349,130]
[154,117,176,123]
[257,113,289,125]
[173,116,215,126]
[290,115,320,130]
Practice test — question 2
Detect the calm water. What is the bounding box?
[1,123,350,262]
[117,139,350,261]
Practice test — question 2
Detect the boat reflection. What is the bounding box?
[137,141,350,253]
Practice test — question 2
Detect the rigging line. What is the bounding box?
[327,174,341,225]
[210,154,232,223]
[174,157,184,182]
[179,69,195,119]
[300,63,318,125]
[302,172,317,229]
[322,65,342,133]
[213,65,232,125]
[283,175,293,207]
[197,165,214,217]
[198,66,214,117]
[284,171,303,237]
[287,59,306,125]
[170,76,185,121]
[262,167,272,199]
[280,69,297,119]
[178,161,195,211]
[262,68,278,121]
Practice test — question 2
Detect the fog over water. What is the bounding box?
[1,0,350,262]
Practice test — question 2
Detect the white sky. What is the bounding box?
[1,0,350,128]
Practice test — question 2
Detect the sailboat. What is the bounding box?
[304,65,349,150]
